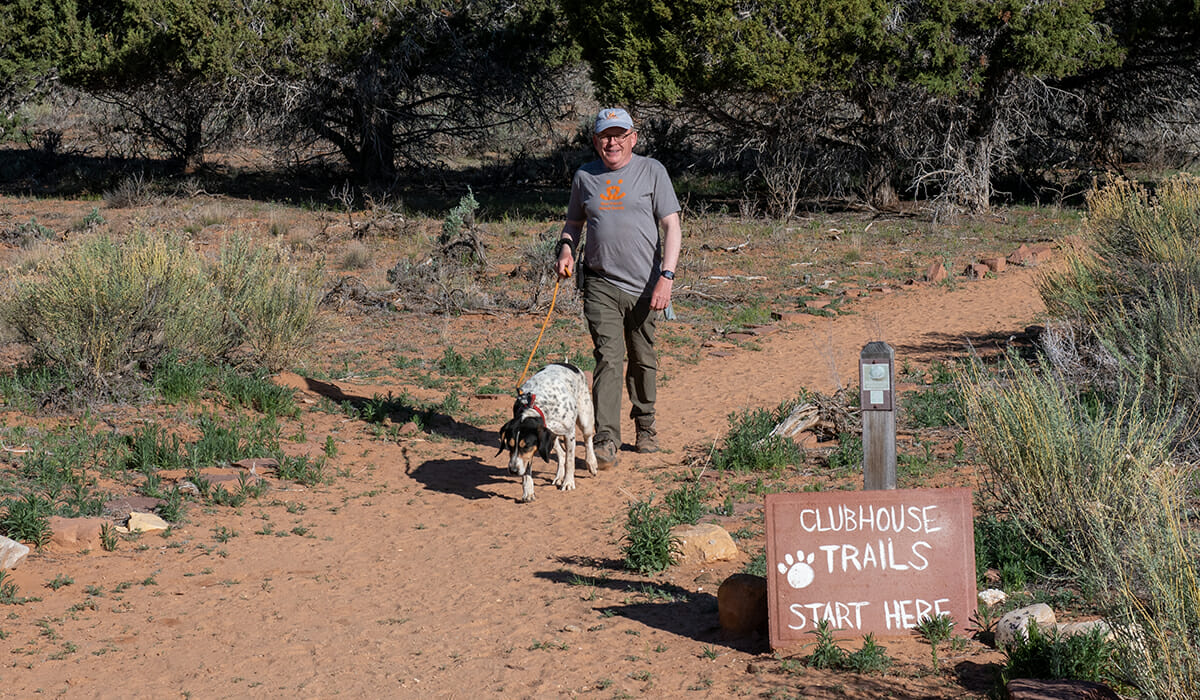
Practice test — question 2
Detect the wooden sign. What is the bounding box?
[765,488,976,648]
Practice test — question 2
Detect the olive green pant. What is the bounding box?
[583,274,657,447]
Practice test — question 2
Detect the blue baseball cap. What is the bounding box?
[594,108,634,133]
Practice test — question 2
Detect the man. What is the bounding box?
[555,107,682,470]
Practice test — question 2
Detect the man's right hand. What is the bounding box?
[556,249,574,279]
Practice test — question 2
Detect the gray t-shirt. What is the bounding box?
[567,154,680,297]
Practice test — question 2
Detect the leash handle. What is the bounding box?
[516,275,562,391]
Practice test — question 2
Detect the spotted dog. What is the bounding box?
[498,363,598,502]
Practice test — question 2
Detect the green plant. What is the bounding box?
[621,499,677,574]
[151,353,216,403]
[0,571,32,604]
[1001,621,1116,687]
[46,574,74,590]
[825,431,862,471]
[902,385,963,428]
[914,613,955,670]
[0,493,52,546]
[712,397,805,472]
[742,548,767,577]
[664,482,708,525]
[277,455,326,486]
[437,347,471,376]
[220,369,298,417]
[845,633,892,674]
[805,619,848,669]
[100,523,118,551]
[974,515,1050,590]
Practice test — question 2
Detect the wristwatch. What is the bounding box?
[660,270,675,280]
[554,238,574,258]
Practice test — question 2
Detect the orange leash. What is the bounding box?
[515,271,567,392]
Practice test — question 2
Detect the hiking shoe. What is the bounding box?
[635,430,661,454]
[595,439,619,470]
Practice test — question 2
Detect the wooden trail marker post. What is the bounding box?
[860,341,896,490]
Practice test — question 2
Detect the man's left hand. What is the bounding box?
[650,276,672,311]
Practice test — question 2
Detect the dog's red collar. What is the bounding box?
[517,391,547,426]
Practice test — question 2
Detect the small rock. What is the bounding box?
[718,574,768,639]
[981,256,1006,274]
[124,512,170,534]
[46,516,106,552]
[1008,243,1034,266]
[671,523,738,565]
[978,588,1007,606]
[104,496,165,520]
[771,311,809,324]
[996,603,1057,649]
[561,624,581,633]
[746,662,761,674]
[963,262,990,279]
[1006,678,1120,700]
[0,535,30,569]
[925,261,948,283]
[1056,619,1112,641]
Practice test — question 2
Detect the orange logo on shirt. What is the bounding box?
[600,179,625,210]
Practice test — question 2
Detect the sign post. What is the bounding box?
[765,488,977,648]
[860,342,896,490]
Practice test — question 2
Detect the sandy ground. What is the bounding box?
[0,226,1049,698]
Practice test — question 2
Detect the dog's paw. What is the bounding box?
[558,478,576,492]
[521,490,536,503]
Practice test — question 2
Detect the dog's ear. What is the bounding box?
[536,425,555,462]
[498,419,516,456]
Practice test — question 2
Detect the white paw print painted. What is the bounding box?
[777,550,816,589]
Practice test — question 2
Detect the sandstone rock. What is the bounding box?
[718,574,768,638]
[0,535,30,569]
[1056,619,1112,641]
[925,261,947,283]
[672,523,738,565]
[1030,243,1055,263]
[46,516,105,552]
[104,496,165,520]
[996,603,1057,649]
[964,262,990,279]
[1006,678,1120,700]
[981,256,1006,274]
[124,512,170,534]
[978,588,1007,607]
[771,311,809,324]
[1008,243,1034,265]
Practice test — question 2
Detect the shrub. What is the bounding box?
[622,499,677,574]
[2,233,226,391]
[664,482,708,525]
[712,397,805,472]
[1001,621,1116,687]
[0,493,52,546]
[960,351,1200,698]
[974,515,1051,590]
[212,235,323,372]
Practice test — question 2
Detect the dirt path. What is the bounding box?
[1,264,1047,699]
